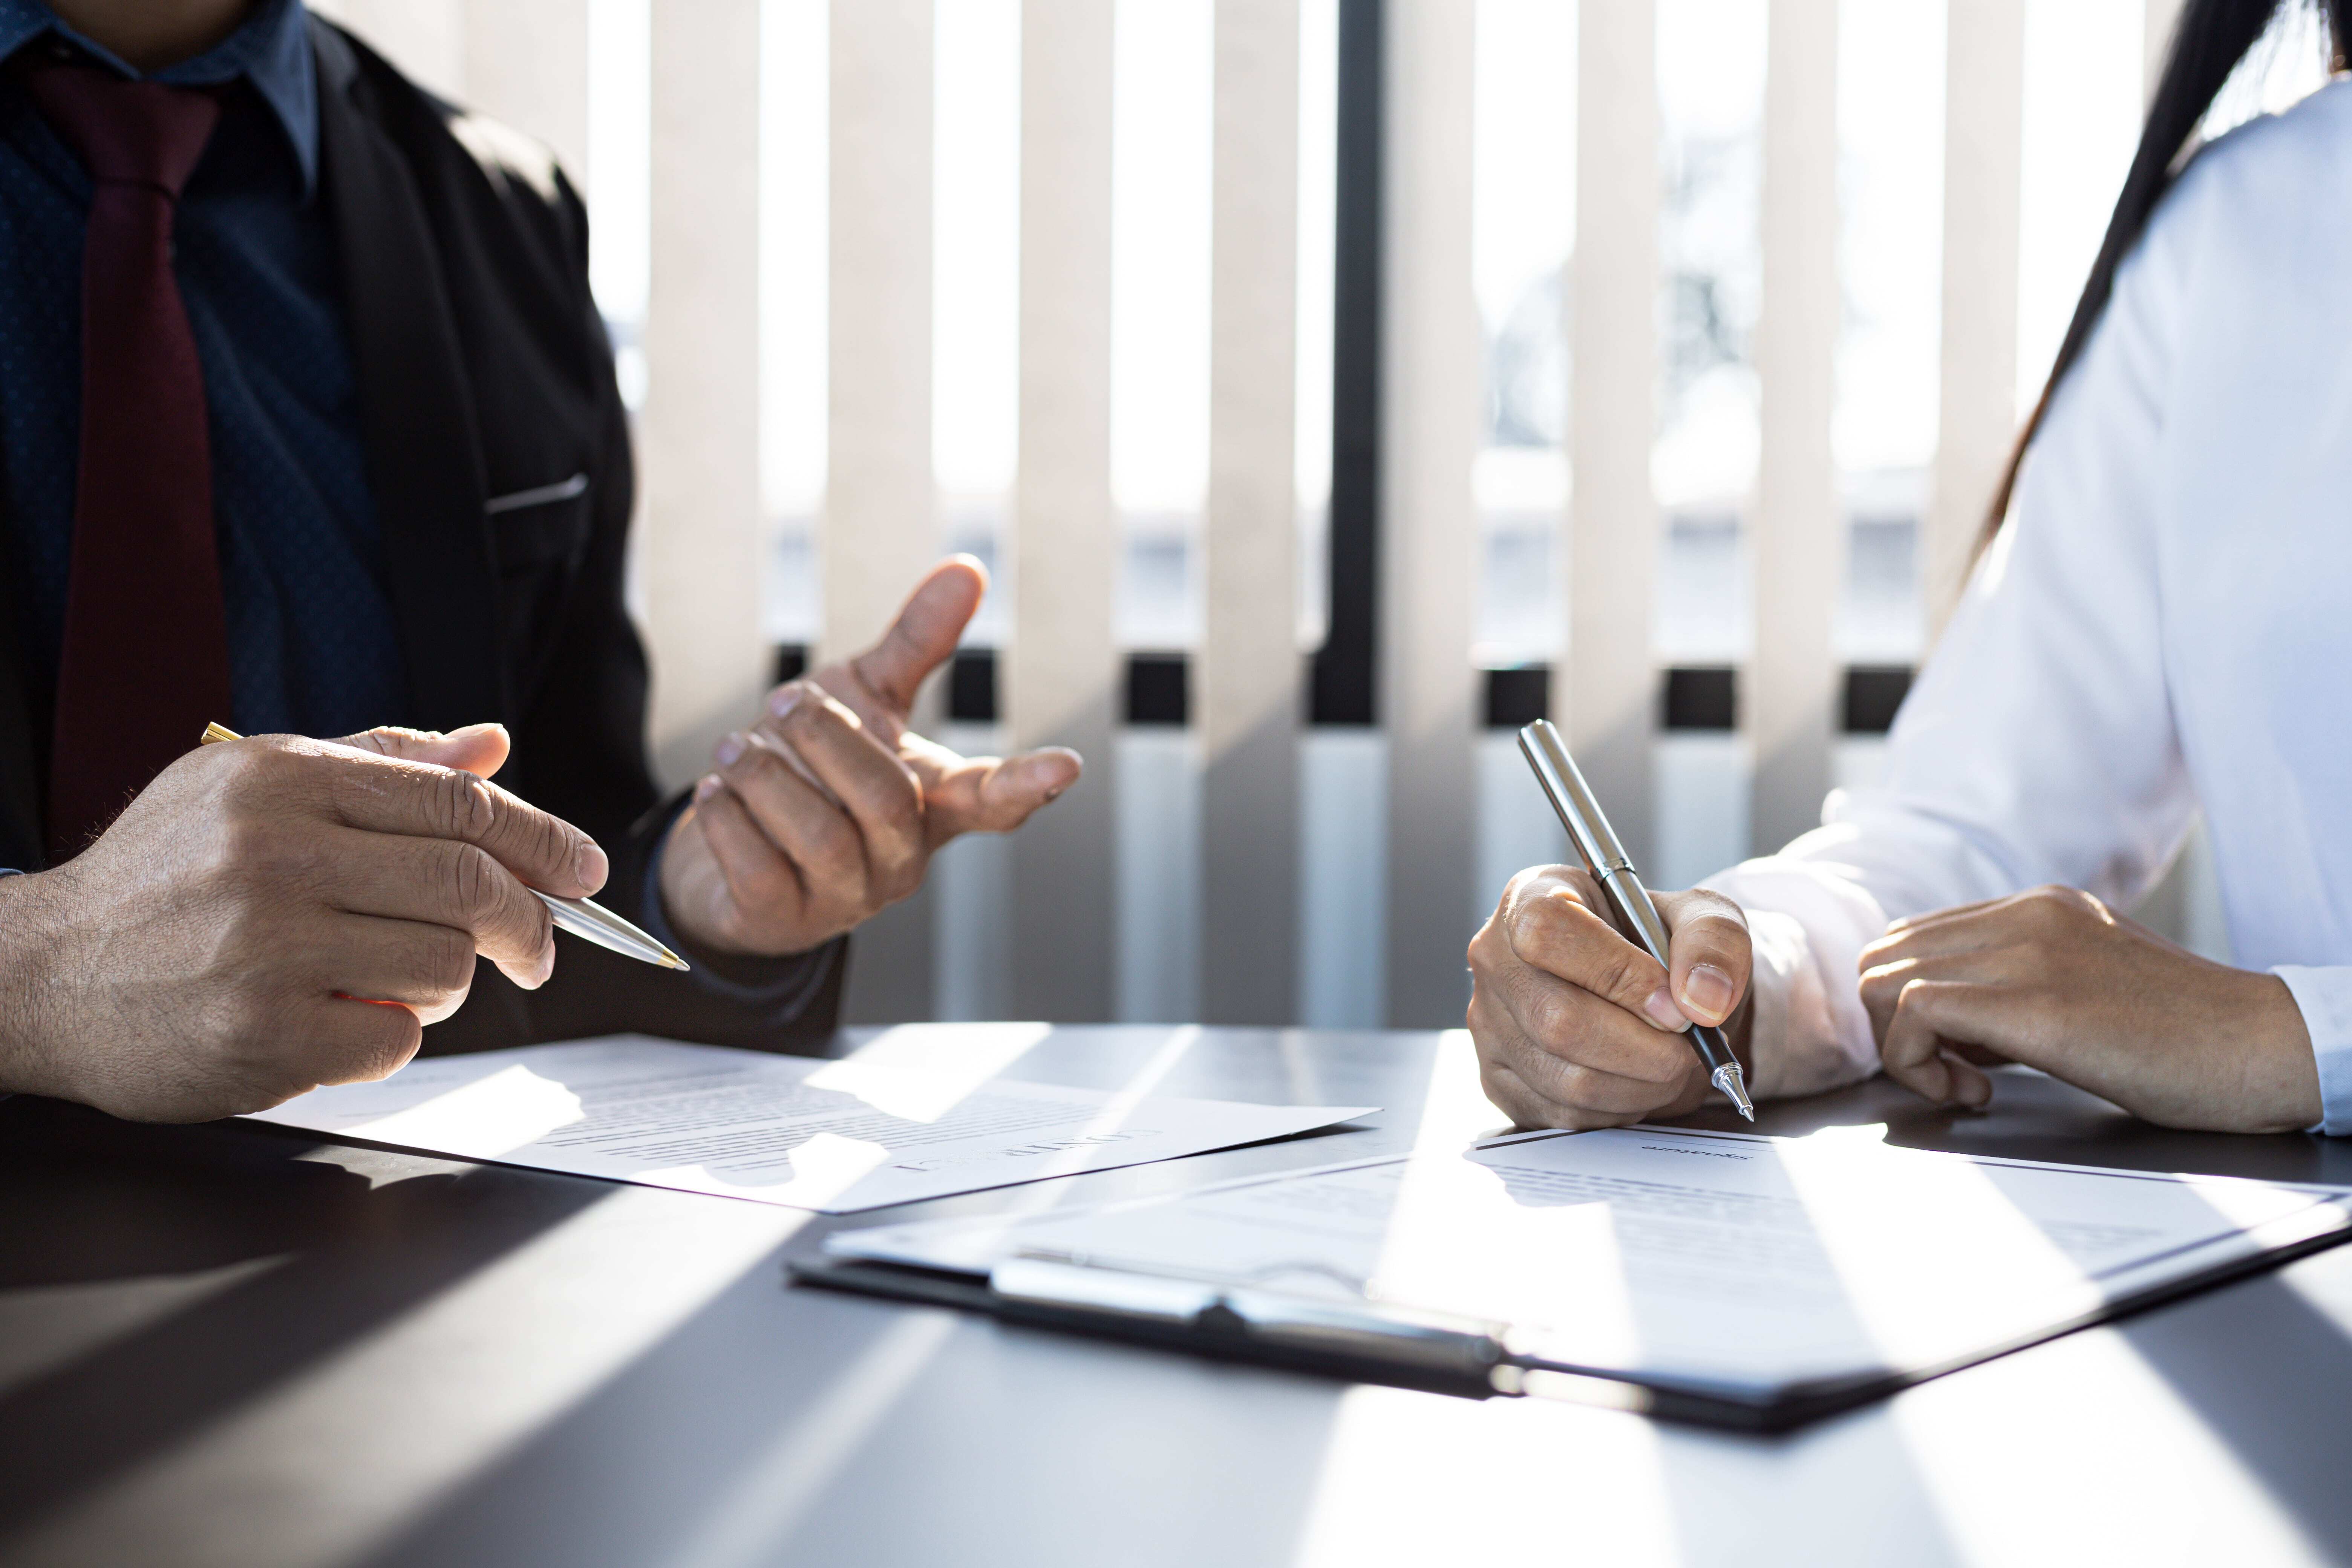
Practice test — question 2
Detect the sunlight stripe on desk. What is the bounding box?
[0,1183,807,1568]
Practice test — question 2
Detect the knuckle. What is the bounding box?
[1679,907,1751,957]
[1542,1056,1596,1101]
[790,694,854,739]
[736,857,800,913]
[1893,976,1938,1018]
[423,925,477,991]
[216,812,288,882]
[804,813,861,872]
[735,737,792,784]
[1522,985,1584,1053]
[1506,887,1573,952]
[778,700,824,741]
[444,843,504,919]
[1500,864,1557,908]
[874,782,922,845]
[431,768,496,841]
[2026,885,2087,926]
[1588,945,1656,1006]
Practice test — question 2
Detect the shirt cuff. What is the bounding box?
[0,871,20,1101]
[1704,855,1887,1100]
[638,812,843,1012]
[2274,966,2352,1136]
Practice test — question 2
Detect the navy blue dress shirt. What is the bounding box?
[0,0,408,741]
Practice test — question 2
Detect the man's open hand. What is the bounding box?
[0,724,604,1122]
[658,556,1081,957]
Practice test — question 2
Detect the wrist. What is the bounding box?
[654,812,736,956]
[2241,969,2324,1133]
[0,869,67,1098]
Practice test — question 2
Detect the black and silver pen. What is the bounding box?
[1516,718,1755,1121]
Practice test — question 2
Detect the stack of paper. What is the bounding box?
[247,1034,1375,1214]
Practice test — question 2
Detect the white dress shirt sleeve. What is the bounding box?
[2274,969,2352,1136]
[1703,151,2208,1102]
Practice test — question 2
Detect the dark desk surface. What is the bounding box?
[5,1026,2352,1568]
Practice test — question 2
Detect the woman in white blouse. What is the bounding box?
[1468,0,2352,1137]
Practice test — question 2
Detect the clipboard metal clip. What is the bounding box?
[990,1255,1517,1387]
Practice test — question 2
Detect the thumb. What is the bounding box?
[334,722,512,779]
[1657,888,1752,1027]
[848,556,987,714]
[928,747,1083,843]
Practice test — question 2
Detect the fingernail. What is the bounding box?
[574,838,609,891]
[1642,987,1690,1031]
[694,773,722,802]
[768,683,803,719]
[448,721,504,741]
[715,731,746,767]
[1682,963,1736,1022]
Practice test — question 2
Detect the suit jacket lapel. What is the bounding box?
[312,22,508,731]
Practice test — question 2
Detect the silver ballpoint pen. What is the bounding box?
[201,723,688,972]
[1517,719,1753,1120]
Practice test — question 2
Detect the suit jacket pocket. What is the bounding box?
[487,472,592,574]
[488,473,593,701]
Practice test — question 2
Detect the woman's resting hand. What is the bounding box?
[1466,865,1755,1130]
[1860,886,2320,1133]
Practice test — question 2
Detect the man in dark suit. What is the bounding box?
[0,0,1078,1121]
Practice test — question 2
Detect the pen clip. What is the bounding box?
[990,1256,1513,1381]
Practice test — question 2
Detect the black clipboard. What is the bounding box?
[790,1135,2352,1432]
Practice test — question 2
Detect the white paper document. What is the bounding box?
[828,1125,2352,1397]
[246,1034,1375,1214]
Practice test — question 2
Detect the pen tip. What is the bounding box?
[1711,1063,1756,1122]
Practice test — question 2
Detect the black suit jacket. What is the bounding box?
[0,20,842,1054]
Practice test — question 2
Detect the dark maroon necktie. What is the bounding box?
[25,61,229,862]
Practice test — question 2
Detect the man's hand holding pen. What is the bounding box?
[0,723,605,1122]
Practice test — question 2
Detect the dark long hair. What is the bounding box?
[1985,0,2351,544]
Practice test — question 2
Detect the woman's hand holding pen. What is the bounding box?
[1467,865,1756,1130]
[658,556,1081,959]
[0,724,606,1122]
[1860,885,2321,1133]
